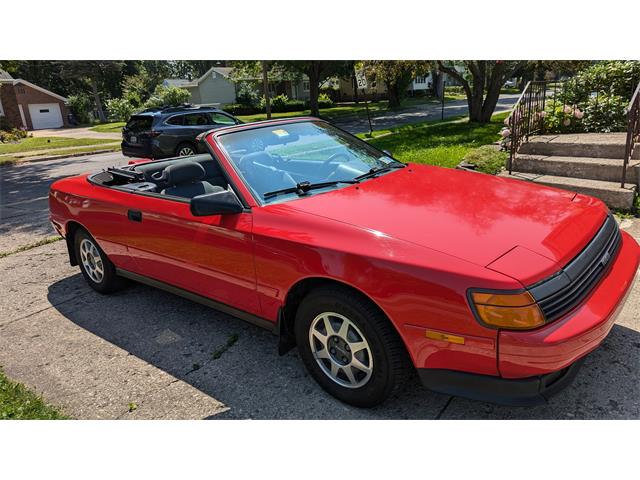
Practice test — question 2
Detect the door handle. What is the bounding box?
[127,210,142,222]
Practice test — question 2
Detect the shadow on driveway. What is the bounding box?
[46,273,639,419]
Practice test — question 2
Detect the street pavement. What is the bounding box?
[336,94,519,134]
[0,221,638,419]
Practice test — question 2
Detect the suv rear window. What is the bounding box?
[125,115,153,132]
[166,115,185,126]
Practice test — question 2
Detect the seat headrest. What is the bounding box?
[163,162,206,185]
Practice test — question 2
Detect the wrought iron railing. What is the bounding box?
[507,81,547,174]
[507,77,640,187]
[622,83,640,187]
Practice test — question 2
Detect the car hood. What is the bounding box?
[283,164,608,285]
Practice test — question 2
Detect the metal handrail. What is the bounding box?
[507,81,547,174]
[622,82,640,187]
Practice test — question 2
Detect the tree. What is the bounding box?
[143,85,191,109]
[362,61,432,108]
[58,61,125,122]
[280,61,352,116]
[437,60,529,123]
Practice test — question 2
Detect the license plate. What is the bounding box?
[129,135,137,144]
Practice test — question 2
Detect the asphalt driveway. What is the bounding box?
[0,218,638,419]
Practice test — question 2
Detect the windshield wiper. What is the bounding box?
[263,180,359,200]
[354,163,405,182]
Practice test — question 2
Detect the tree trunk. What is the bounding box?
[91,80,106,123]
[432,70,444,98]
[386,81,402,108]
[352,71,359,104]
[308,63,321,117]
[262,61,271,119]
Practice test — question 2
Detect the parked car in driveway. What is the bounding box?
[50,117,640,407]
[121,105,240,159]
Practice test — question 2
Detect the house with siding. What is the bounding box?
[163,67,310,106]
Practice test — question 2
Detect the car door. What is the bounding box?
[122,193,261,317]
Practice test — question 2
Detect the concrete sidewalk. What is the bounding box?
[30,126,121,141]
[0,220,638,419]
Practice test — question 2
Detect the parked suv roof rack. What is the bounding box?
[140,104,221,114]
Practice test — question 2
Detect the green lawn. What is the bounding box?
[0,136,117,155]
[0,367,68,419]
[361,111,509,168]
[90,121,126,133]
[89,97,466,130]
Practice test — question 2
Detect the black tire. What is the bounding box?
[294,285,411,407]
[175,142,197,157]
[74,228,127,294]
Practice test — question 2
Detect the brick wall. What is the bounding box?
[0,84,23,129]
[14,82,69,129]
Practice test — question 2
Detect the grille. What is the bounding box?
[528,214,621,322]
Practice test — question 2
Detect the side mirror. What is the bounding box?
[382,149,393,157]
[190,189,243,216]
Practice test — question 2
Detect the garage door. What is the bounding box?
[28,103,63,129]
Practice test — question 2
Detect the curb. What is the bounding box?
[0,147,120,167]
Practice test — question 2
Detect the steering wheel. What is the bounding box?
[323,151,351,165]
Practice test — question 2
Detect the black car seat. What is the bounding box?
[160,161,223,198]
[238,152,296,197]
[135,154,228,189]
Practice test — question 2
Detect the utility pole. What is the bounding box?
[262,60,271,120]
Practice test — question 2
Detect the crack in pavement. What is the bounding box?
[0,291,92,330]
[434,396,454,420]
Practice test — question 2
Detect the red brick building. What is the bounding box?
[0,72,69,130]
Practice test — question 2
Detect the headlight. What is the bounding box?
[469,290,545,330]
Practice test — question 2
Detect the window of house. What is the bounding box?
[415,76,426,84]
[303,81,310,92]
[0,99,4,116]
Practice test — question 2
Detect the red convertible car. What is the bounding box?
[49,117,639,407]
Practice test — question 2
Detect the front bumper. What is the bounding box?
[416,230,639,406]
[498,230,639,378]
[418,357,586,406]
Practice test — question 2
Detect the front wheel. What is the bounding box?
[294,286,411,407]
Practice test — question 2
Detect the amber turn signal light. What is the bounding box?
[470,291,545,330]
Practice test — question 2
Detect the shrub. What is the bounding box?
[445,85,465,96]
[461,145,507,174]
[105,97,136,122]
[222,103,258,115]
[143,86,191,109]
[270,94,289,112]
[235,81,260,107]
[0,127,29,143]
[581,93,628,133]
[318,92,334,109]
[67,93,93,124]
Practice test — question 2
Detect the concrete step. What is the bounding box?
[513,154,640,184]
[519,133,639,159]
[499,171,637,210]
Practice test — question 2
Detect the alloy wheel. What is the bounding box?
[178,146,195,156]
[308,312,374,389]
[79,238,104,283]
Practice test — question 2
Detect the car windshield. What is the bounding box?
[216,121,402,204]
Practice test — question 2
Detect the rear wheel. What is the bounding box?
[175,142,196,157]
[294,286,411,407]
[74,228,127,294]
